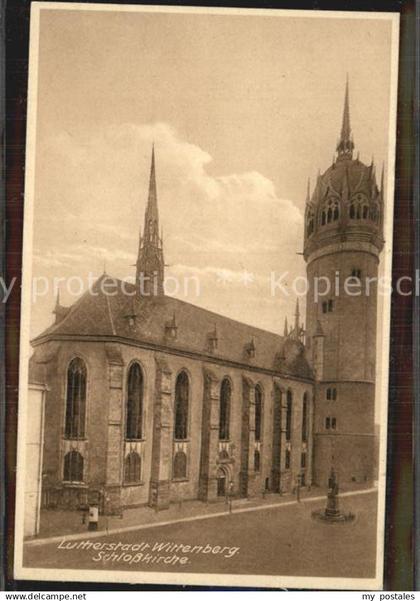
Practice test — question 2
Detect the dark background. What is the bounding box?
[3,0,416,591]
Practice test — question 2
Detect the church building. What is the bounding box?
[29,84,384,514]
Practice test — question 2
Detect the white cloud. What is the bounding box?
[31,122,305,336]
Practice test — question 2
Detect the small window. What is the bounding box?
[325,417,331,430]
[351,268,362,280]
[301,452,306,468]
[124,451,141,484]
[285,448,291,469]
[254,449,261,472]
[63,450,84,482]
[332,417,337,430]
[173,450,187,479]
[326,387,337,401]
[322,300,334,314]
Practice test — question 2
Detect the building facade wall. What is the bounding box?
[32,338,314,511]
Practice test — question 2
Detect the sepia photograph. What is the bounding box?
[13,3,399,589]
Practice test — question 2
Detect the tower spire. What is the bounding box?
[306,178,311,203]
[294,298,300,339]
[336,76,354,160]
[284,316,288,337]
[136,146,165,296]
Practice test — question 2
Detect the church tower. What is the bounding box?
[136,146,165,295]
[304,81,384,486]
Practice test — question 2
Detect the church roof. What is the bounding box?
[33,275,313,380]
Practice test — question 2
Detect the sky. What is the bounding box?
[29,6,395,338]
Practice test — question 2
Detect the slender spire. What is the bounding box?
[136,146,165,296]
[336,77,354,160]
[294,298,300,339]
[284,316,288,337]
[380,163,385,194]
[54,288,61,310]
[143,144,159,247]
[306,178,311,203]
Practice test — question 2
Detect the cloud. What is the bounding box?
[31,122,305,336]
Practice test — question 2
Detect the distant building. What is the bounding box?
[29,84,383,513]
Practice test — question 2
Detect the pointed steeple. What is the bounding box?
[284,316,288,337]
[294,298,300,339]
[336,77,354,160]
[53,287,69,324]
[136,146,165,296]
[143,144,160,247]
[380,163,385,196]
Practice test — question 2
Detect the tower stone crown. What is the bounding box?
[303,81,384,261]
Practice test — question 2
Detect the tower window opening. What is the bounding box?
[326,387,337,400]
[301,452,306,468]
[325,417,331,430]
[350,194,369,220]
[332,417,337,430]
[322,299,334,314]
[351,268,362,280]
[320,197,340,226]
[306,208,315,237]
[370,202,380,224]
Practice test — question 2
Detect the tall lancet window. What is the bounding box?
[219,378,231,441]
[286,390,293,441]
[174,371,189,440]
[255,385,263,442]
[65,358,87,439]
[126,363,144,440]
[302,393,309,443]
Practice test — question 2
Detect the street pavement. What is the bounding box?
[23,491,377,580]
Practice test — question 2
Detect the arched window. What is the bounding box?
[320,197,339,226]
[254,449,261,472]
[349,193,370,220]
[286,390,293,441]
[302,393,308,442]
[370,201,380,223]
[63,450,83,482]
[126,363,144,440]
[306,207,315,237]
[255,385,263,442]
[173,450,187,479]
[65,358,87,439]
[174,371,189,440]
[219,378,231,441]
[124,451,141,483]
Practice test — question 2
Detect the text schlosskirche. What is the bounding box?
[58,539,240,566]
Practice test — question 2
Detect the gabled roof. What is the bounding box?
[33,275,313,380]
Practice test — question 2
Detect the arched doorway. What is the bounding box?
[217,467,228,497]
